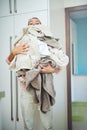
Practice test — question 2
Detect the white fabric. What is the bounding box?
[37,40,51,56]
[20,87,54,130]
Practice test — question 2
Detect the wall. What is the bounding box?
[50,0,67,130]
[64,0,87,7]
[49,0,87,130]
[75,18,87,74]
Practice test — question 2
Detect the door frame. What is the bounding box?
[65,4,87,130]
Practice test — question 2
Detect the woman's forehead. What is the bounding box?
[28,18,41,25]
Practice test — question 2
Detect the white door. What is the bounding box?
[0,0,21,17]
[0,16,16,130]
[0,0,48,17]
[21,0,48,14]
[0,10,49,130]
[0,0,12,17]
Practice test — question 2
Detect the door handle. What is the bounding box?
[9,0,12,14]
[16,76,19,121]
[10,71,14,121]
[10,36,14,121]
[14,35,19,121]
[14,0,17,13]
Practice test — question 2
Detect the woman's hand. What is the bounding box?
[39,63,61,74]
[12,43,29,55]
[6,43,29,64]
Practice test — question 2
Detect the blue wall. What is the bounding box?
[75,18,87,74]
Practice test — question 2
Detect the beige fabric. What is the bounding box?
[25,69,56,113]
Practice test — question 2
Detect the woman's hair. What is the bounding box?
[28,17,41,25]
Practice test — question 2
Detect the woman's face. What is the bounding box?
[28,18,41,25]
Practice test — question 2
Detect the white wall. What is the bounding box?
[64,0,87,7]
[49,0,67,130]
[49,0,87,130]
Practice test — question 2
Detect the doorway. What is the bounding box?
[65,5,87,130]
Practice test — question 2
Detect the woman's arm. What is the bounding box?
[6,43,29,64]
